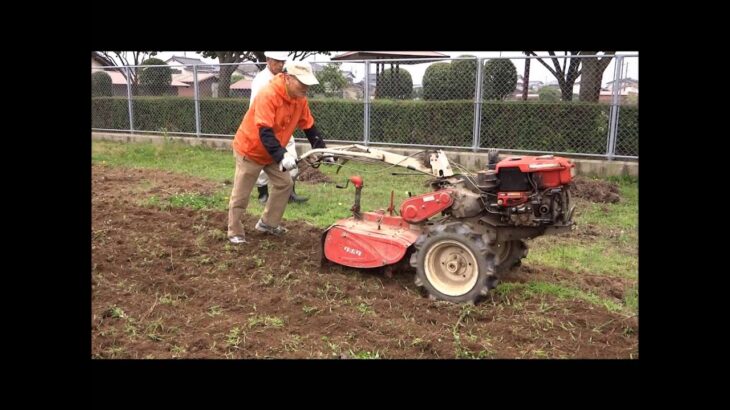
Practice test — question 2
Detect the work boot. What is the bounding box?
[288,182,309,203]
[257,185,269,204]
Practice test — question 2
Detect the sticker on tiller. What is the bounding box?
[343,246,362,256]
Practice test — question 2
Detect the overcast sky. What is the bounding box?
[147,51,639,87]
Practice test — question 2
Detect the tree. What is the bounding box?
[310,64,347,97]
[538,86,560,102]
[289,51,331,61]
[375,68,413,100]
[422,63,451,100]
[449,55,477,99]
[198,51,331,98]
[139,58,172,96]
[99,51,159,94]
[525,51,616,102]
[198,52,255,98]
[578,51,615,102]
[524,51,581,101]
[482,59,517,100]
[91,71,113,97]
[522,57,531,101]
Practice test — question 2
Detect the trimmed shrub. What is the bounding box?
[449,55,477,100]
[482,59,517,101]
[375,68,412,100]
[422,63,451,101]
[92,71,113,97]
[139,58,172,96]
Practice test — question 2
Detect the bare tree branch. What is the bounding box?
[197,51,331,97]
[99,51,159,92]
[527,51,583,101]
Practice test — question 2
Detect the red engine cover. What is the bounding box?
[324,213,421,268]
[496,155,574,188]
[399,190,454,224]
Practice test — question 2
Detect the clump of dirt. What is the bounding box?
[571,176,620,203]
[297,163,333,184]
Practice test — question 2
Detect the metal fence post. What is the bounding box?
[363,60,370,146]
[125,66,134,133]
[193,65,201,138]
[472,57,484,152]
[606,55,624,160]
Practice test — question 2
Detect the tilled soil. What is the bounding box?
[92,165,637,359]
[571,176,621,203]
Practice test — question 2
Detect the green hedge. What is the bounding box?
[369,100,474,146]
[616,105,638,156]
[199,99,249,135]
[132,97,197,133]
[91,97,638,156]
[91,97,130,129]
[481,102,613,154]
[294,100,364,142]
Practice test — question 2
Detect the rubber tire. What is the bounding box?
[410,223,495,304]
[494,240,529,276]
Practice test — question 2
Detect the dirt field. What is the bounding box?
[92,165,638,359]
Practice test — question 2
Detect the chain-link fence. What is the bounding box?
[92,54,638,159]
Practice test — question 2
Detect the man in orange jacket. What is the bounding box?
[227,60,328,243]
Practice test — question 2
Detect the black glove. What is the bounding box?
[304,126,326,150]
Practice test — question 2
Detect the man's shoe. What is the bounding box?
[229,235,246,244]
[289,192,309,203]
[288,182,308,204]
[257,185,269,205]
[255,218,288,236]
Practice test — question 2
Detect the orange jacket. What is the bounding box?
[232,74,314,165]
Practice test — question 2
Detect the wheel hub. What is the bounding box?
[425,240,479,296]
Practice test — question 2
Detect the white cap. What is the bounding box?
[264,51,289,61]
[283,61,319,85]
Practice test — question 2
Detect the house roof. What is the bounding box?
[166,56,204,65]
[331,51,449,63]
[92,52,115,67]
[171,79,190,87]
[236,64,261,74]
[606,78,638,85]
[231,79,253,90]
[92,68,189,87]
[165,56,219,72]
[173,72,219,83]
[92,69,127,85]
